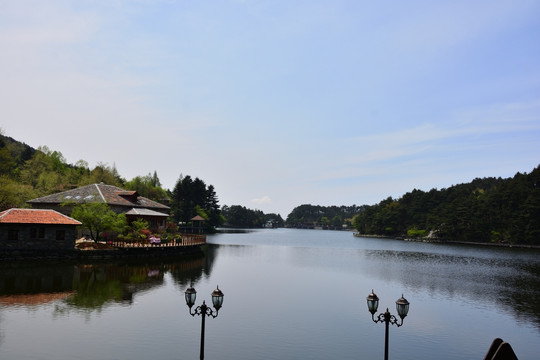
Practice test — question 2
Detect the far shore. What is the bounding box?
[353,232,540,249]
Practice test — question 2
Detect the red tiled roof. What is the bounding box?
[0,209,82,225]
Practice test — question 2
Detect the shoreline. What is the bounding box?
[0,244,204,262]
[353,232,540,249]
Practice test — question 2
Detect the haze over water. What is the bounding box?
[1,229,539,359]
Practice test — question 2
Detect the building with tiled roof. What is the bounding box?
[0,208,82,225]
[0,208,81,250]
[28,183,169,212]
[27,183,170,231]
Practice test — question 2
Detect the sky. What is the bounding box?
[1,0,540,218]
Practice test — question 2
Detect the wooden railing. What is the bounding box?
[110,234,206,248]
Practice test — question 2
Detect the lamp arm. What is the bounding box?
[188,303,219,318]
[371,311,404,327]
[371,312,386,324]
[389,314,404,327]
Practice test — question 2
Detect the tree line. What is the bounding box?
[4,132,538,242]
[285,204,365,229]
[221,205,284,228]
[351,166,540,245]
[0,132,283,231]
[0,132,224,232]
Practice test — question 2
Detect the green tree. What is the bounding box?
[331,215,343,228]
[286,204,365,227]
[151,170,161,187]
[205,185,223,228]
[319,217,330,226]
[170,175,223,229]
[19,147,57,189]
[0,147,16,177]
[0,129,16,176]
[71,202,126,241]
[125,172,168,201]
[264,213,285,227]
[120,218,150,241]
[0,177,36,210]
[221,205,265,228]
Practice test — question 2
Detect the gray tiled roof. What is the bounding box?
[125,208,169,217]
[27,183,170,211]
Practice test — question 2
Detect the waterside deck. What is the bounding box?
[109,234,206,248]
[0,234,207,261]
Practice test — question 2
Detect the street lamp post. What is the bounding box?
[366,290,410,360]
[185,284,224,360]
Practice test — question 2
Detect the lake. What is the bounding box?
[1,228,539,360]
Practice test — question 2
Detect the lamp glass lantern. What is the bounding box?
[211,286,224,310]
[367,290,380,315]
[185,285,197,308]
[395,295,409,319]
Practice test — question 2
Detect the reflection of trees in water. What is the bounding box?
[68,264,151,309]
[0,248,217,313]
[509,263,540,327]
[364,249,540,329]
[169,244,219,289]
[0,261,75,296]
[67,252,209,311]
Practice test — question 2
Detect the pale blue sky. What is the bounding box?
[2,0,539,217]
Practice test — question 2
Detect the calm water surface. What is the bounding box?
[1,228,539,360]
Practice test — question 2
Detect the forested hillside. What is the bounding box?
[352,166,540,245]
[0,132,224,230]
[221,205,284,228]
[286,204,366,229]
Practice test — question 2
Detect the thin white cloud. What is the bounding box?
[251,196,272,205]
[315,98,540,185]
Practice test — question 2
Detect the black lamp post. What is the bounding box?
[366,290,410,360]
[185,284,224,360]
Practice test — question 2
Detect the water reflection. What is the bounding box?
[364,248,540,328]
[0,262,75,307]
[0,262,74,305]
[0,249,216,312]
[1,231,539,360]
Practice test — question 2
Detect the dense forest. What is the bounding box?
[285,204,366,229]
[351,167,540,245]
[221,205,284,228]
[0,132,225,230]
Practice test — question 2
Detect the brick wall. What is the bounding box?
[0,224,77,250]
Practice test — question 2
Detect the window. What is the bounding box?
[56,230,65,240]
[8,229,19,240]
[30,227,45,239]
